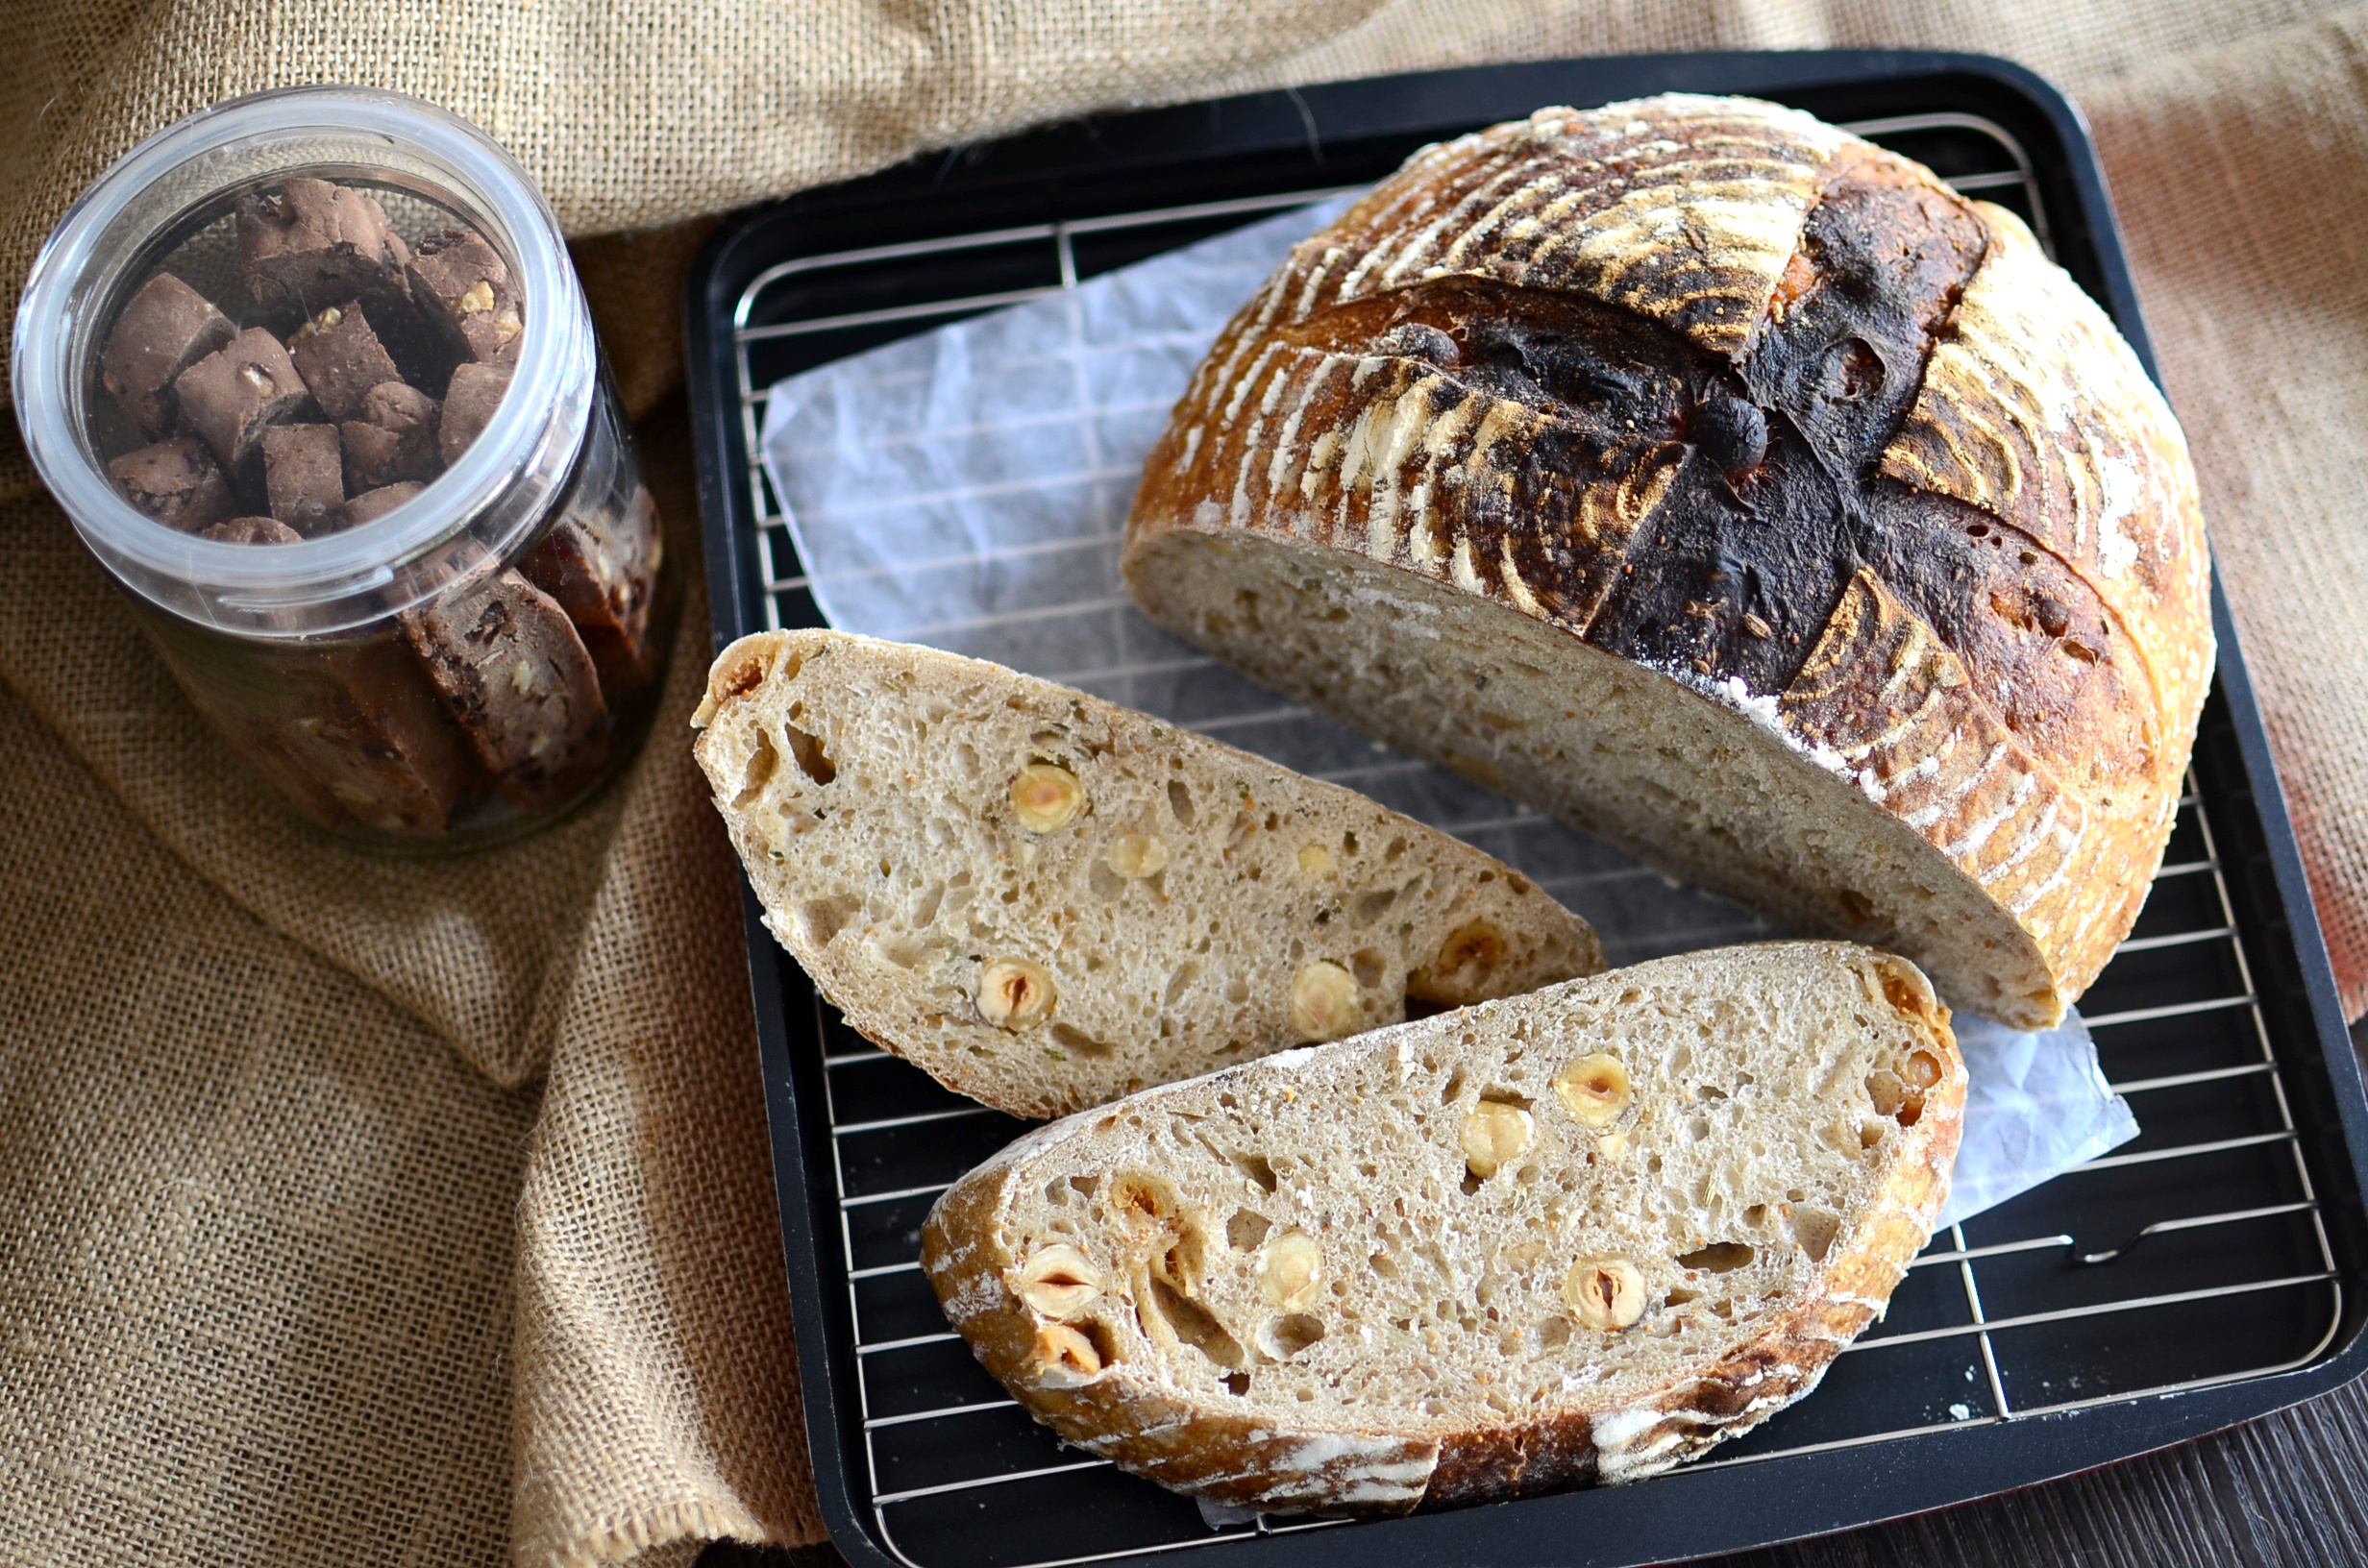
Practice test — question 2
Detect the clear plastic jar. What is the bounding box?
[12,86,676,848]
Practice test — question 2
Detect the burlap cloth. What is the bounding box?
[6,3,2368,1563]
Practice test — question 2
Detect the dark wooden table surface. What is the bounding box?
[702,1369,2368,1568]
[705,1030,2368,1568]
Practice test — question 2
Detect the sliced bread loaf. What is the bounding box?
[692,630,1602,1117]
[1122,95,2212,1028]
[921,941,1963,1512]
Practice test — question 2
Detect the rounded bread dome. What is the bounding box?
[1121,93,2213,1027]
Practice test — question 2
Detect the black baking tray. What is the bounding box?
[685,50,2368,1568]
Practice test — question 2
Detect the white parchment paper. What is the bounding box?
[758,197,2137,1227]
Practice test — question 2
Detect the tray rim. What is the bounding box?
[681,46,2368,1568]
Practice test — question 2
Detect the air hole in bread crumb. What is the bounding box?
[1350,948,1387,989]
[1050,1023,1112,1057]
[1260,1313,1326,1360]
[799,895,863,945]
[733,733,778,807]
[1226,1210,1270,1251]
[1233,1152,1278,1193]
[1790,1207,1841,1262]
[783,723,835,784]
[1163,962,1200,1005]
[1145,1276,1243,1367]
[1677,1242,1755,1273]
[1222,1372,1251,1396]
[1167,780,1197,826]
[1524,1316,1571,1356]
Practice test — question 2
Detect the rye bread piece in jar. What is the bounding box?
[402,569,607,811]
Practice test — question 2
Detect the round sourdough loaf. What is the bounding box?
[1122,93,2213,1028]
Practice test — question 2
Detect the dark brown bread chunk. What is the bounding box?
[340,382,442,490]
[402,569,607,810]
[407,229,522,368]
[345,481,425,526]
[173,514,476,831]
[437,361,512,466]
[286,304,403,423]
[521,487,664,696]
[174,327,314,468]
[235,177,411,312]
[200,516,304,545]
[260,424,346,535]
[100,273,234,437]
[108,437,234,531]
[248,640,476,835]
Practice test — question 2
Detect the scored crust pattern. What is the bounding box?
[1123,94,2212,1015]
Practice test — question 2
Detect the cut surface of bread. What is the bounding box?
[922,942,1963,1513]
[1122,94,2213,1028]
[692,630,1601,1117]
[1124,531,2059,1025]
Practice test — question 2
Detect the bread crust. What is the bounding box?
[1122,94,2212,1024]
[923,942,1964,1513]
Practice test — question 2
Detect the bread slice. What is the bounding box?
[692,630,1602,1117]
[922,942,1963,1513]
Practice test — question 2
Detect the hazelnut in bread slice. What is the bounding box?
[1122,94,2212,1028]
[922,942,1963,1513]
[692,630,1602,1117]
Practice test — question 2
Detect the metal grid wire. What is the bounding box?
[728,114,2344,1568]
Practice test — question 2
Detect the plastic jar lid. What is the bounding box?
[12,85,597,639]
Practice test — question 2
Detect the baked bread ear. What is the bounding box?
[692,630,1601,1117]
[1121,93,2212,1028]
[922,941,1964,1512]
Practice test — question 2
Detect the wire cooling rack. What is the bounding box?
[697,78,2364,1568]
